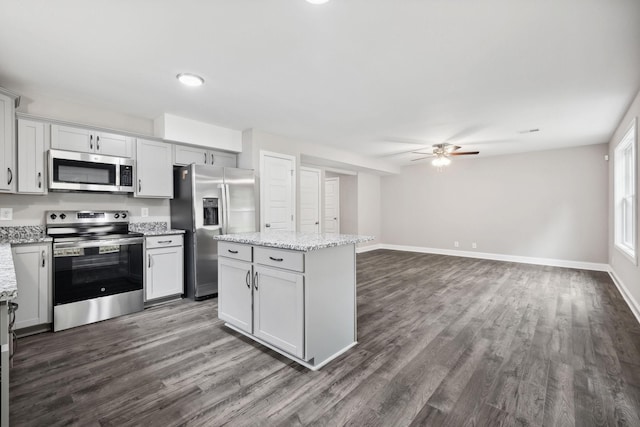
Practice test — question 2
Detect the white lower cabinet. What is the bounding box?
[218,241,356,370]
[11,243,51,329]
[253,265,304,358]
[145,235,184,301]
[218,257,253,333]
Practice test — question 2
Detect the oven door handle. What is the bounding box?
[54,237,144,249]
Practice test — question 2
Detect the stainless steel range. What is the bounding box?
[46,210,144,331]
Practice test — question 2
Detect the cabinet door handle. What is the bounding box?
[265,223,271,228]
[96,135,100,151]
[245,270,250,288]
[138,179,142,192]
[90,134,93,150]
[211,153,215,164]
[254,272,258,290]
[269,256,284,262]
[41,250,46,267]
[7,168,12,185]
[148,254,152,268]
[228,249,238,254]
[204,152,207,164]
[37,172,42,188]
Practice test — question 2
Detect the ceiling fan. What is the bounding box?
[411,143,479,167]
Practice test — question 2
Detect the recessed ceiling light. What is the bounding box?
[306,0,330,4]
[177,73,204,87]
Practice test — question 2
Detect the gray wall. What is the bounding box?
[340,175,358,235]
[358,172,381,246]
[381,143,609,263]
[609,88,640,309]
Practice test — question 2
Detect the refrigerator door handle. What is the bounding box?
[223,183,231,235]
[220,184,228,235]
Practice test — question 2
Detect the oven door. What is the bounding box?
[53,237,144,305]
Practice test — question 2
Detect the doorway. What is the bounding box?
[324,177,340,234]
[260,151,296,232]
[299,167,321,233]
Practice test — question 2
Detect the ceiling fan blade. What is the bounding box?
[445,145,461,153]
[411,155,435,161]
[411,150,434,155]
[449,151,480,156]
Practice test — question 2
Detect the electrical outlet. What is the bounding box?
[472,242,477,249]
[141,207,149,217]
[0,208,13,220]
[454,241,459,248]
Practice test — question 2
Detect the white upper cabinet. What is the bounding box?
[51,124,133,158]
[174,144,237,167]
[174,144,208,166]
[0,91,16,193]
[17,119,48,194]
[135,138,173,198]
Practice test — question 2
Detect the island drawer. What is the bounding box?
[218,242,252,262]
[254,247,304,272]
[146,234,183,248]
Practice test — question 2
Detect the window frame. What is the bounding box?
[614,117,637,263]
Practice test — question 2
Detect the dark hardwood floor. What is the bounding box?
[10,250,640,426]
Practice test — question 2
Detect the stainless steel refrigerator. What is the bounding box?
[170,164,256,300]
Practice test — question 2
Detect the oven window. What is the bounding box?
[53,243,143,305]
[53,159,116,185]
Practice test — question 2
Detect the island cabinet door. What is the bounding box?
[218,257,253,333]
[253,265,304,359]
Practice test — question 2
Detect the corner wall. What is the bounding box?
[381,143,609,264]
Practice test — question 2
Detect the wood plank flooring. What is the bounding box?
[10,250,640,426]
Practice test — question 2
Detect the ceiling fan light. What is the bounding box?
[431,156,451,167]
[177,73,205,87]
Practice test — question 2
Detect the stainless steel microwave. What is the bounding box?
[48,149,134,193]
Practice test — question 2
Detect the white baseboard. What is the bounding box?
[356,244,384,253]
[360,243,609,272]
[608,269,640,325]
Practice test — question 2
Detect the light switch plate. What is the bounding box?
[0,208,13,220]
[141,207,149,217]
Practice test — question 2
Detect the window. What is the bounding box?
[614,118,637,262]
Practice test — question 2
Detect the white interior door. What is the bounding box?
[324,177,340,234]
[260,151,296,232]
[299,167,321,233]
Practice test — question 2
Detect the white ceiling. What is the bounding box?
[1,0,639,165]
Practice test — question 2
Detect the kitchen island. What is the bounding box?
[0,243,17,427]
[214,231,373,370]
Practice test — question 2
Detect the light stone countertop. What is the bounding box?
[0,225,52,244]
[140,229,186,236]
[214,231,374,252]
[0,243,17,301]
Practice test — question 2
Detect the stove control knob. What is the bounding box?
[114,213,120,219]
[60,213,66,220]
[49,213,57,220]
[122,213,127,219]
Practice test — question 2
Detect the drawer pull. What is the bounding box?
[158,240,172,244]
[269,256,284,262]
[228,249,239,254]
